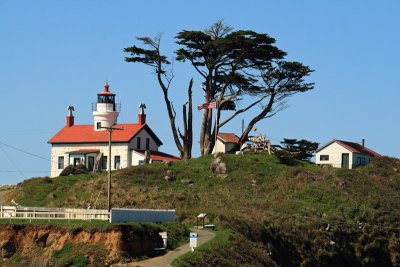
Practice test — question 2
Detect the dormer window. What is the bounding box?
[97,122,101,130]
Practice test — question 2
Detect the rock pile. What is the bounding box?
[210,155,228,178]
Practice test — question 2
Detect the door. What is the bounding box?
[73,158,80,166]
[341,153,349,169]
[88,156,95,171]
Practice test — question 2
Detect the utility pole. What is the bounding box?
[100,126,123,213]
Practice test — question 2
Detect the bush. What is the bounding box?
[274,150,296,165]
[60,164,89,176]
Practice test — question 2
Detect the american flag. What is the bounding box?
[197,101,217,110]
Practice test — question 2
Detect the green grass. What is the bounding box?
[171,228,231,267]
[52,243,104,266]
[7,154,400,227]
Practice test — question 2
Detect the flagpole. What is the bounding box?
[214,98,219,153]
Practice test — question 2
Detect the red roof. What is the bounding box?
[318,139,382,157]
[336,140,382,157]
[48,123,162,145]
[99,83,115,95]
[133,150,181,162]
[217,133,240,143]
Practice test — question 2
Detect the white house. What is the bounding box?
[48,83,180,177]
[315,139,381,169]
[213,133,240,154]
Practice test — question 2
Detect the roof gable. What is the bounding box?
[48,123,162,146]
[317,139,381,157]
[217,133,240,143]
[133,150,180,162]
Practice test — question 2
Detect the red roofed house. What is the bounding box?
[48,83,179,177]
[213,133,240,154]
[315,139,381,169]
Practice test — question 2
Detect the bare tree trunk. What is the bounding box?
[181,79,193,159]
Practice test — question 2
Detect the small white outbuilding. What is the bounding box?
[315,139,381,169]
[212,133,240,154]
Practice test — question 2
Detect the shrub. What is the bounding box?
[60,164,89,176]
[275,150,296,165]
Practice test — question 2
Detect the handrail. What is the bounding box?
[0,206,110,221]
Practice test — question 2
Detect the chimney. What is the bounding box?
[66,105,75,127]
[138,113,146,125]
[362,139,365,148]
[66,116,74,127]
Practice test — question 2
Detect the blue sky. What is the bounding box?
[0,1,399,184]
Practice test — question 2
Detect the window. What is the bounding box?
[58,156,64,169]
[97,122,101,130]
[137,137,141,149]
[114,156,120,169]
[138,160,145,165]
[320,155,329,161]
[146,138,150,150]
[361,158,366,165]
[357,157,361,165]
[102,156,108,170]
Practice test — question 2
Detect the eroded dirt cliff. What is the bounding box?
[0,224,163,266]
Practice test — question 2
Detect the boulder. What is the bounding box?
[215,162,227,175]
[210,157,222,172]
[164,176,173,182]
[164,170,175,182]
[181,179,193,185]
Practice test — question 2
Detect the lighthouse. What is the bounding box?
[92,82,120,131]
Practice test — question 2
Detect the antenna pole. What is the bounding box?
[100,126,123,214]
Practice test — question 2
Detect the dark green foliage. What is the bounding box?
[53,243,100,266]
[124,21,314,156]
[60,164,89,176]
[274,149,297,165]
[362,156,400,177]
[281,138,319,161]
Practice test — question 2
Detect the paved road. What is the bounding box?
[114,228,215,267]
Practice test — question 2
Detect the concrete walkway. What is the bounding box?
[114,228,215,267]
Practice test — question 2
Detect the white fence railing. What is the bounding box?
[0,206,109,221]
[0,206,176,223]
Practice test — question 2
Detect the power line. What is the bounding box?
[0,145,26,179]
[0,140,50,162]
[0,140,94,175]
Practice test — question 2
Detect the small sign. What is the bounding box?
[190,232,198,251]
[159,232,167,239]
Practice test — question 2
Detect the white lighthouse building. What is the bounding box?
[48,83,180,177]
[92,83,120,130]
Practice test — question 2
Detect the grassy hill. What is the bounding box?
[6,153,400,266]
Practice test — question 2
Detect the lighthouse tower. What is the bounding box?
[92,83,120,131]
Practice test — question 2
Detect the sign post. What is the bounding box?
[159,232,168,249]
[190,232,198,251]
